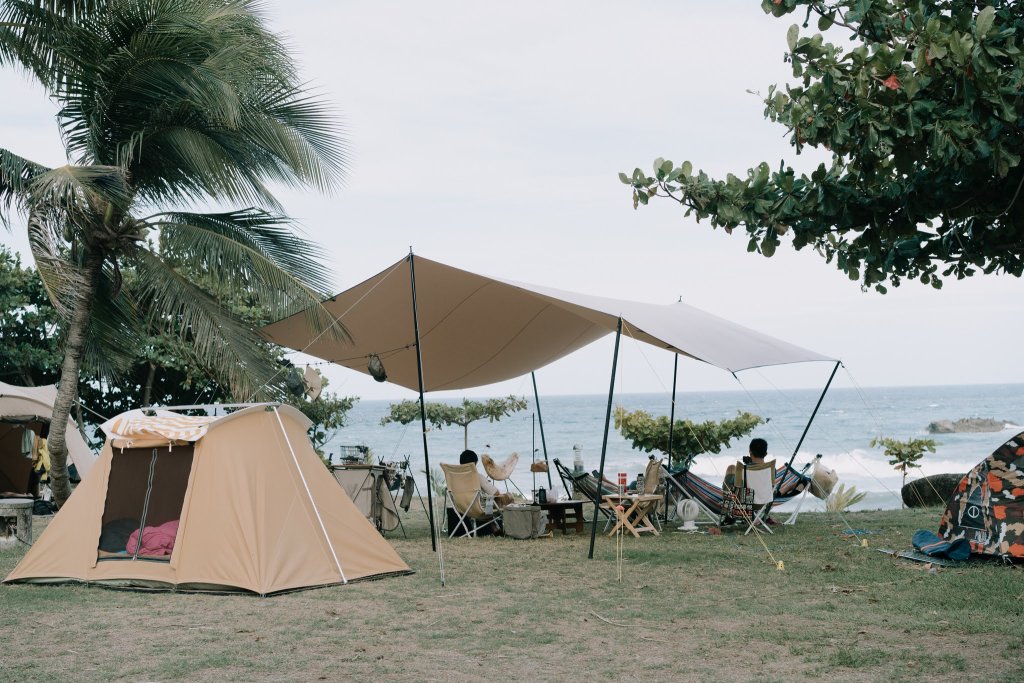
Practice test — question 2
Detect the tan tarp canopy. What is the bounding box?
[5,404,411,595]
[0,381,96,479]
[261,255,834,392]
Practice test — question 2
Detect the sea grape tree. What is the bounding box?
[614,407,764,469]
[622,1,1024,292]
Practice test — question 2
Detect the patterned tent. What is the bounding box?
[938,430,1024,560]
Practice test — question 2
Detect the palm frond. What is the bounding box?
[242,83,349,194]
[77,260,143,379]
[26,207,83,319]
[28,164,132,214]
[40,0,347,209]
[0,147,49,228]
[151,209,349,341]
[128,246,288,401]
[0,1,81,85]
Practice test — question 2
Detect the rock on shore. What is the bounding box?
[927,418,1013,434]
[902,473,964,507]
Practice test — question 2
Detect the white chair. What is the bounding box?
[735,460,777,535]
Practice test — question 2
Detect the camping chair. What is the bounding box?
[439,462,502,538]
[552,458,616,526]
[731,460,777,535]
[639,457,664,531]
[481,452,525,499]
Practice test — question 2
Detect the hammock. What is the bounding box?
[663,463,811,522]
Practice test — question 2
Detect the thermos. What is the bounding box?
[537,487,547,504]
[572,444,584,474]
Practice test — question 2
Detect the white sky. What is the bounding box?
[2,1,1021,402]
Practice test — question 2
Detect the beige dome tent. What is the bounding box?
[5,404,410,595]
[0,381,96,493]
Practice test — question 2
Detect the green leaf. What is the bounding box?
[818,12,835,31]
[618,172,630,184]
[975,6,995,38]
[787,24,799,52]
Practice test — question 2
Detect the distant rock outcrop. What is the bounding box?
[927,418,1013,434]
[902,473,964,508]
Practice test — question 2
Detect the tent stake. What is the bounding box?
[589,318,622,560]
[408,252,438,552]
[531,372,553,489]
[777,360,841,494]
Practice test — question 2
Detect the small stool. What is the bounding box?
[0,498,34,545]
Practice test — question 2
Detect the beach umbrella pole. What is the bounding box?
[588,318,622,560]
[531,372,553,489]
[408,251,438,552]
[777,360,841,493]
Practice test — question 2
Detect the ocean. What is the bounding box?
[324,383,1024,512]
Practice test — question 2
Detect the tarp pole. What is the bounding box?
[531,372,553,489]
[777,360,841,493]
[667,354,678,467]
[665,353,679,521]
[408,252,438,552]
[588,318,622,560]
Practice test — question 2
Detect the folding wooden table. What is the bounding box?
[601,493,661,537]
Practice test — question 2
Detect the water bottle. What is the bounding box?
[572,444,584,474]
[636,473,645,495]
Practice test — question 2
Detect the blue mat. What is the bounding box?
[911,529,972,561]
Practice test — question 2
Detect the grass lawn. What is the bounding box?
[1,504,1021,682]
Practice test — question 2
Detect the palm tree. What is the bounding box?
[0,0,348,505]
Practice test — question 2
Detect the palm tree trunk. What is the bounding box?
[46,252,102,507]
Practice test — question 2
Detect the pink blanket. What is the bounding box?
[126,519,179,556]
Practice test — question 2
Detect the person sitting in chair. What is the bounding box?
[459,449,514,508]
[722,438,777,525]
[723,438,767,491]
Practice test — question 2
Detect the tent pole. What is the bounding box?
[667,354,678,467]
[665,353,679,521]
[588,318,622,560]
[408,252,438,552]
[531,372,553,489]
[777,360,841,493]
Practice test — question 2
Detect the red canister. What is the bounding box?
[617,472,627,493]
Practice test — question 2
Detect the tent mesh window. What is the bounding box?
[97,445,194,562]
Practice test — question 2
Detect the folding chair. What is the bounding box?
[733,460,777,535]
[639,457,664,531]
[552,458,616,528]
[481,452,525,498]
[439,462,502,538]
